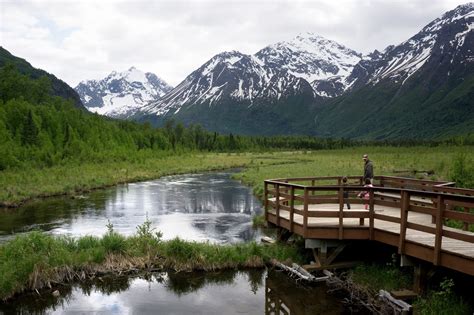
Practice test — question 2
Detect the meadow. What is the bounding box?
[1,145,473,207]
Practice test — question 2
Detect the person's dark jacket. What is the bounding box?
[363,160,374,181]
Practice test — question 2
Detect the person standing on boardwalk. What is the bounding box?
[363,154,374,184]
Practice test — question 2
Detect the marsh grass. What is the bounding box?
[0,152,303,206]
[413,279,471,315]
[0,223,302,300]
[234,146,474,198]
[1,146,472,206]
[349,262,412,292]
[252,214,266,228]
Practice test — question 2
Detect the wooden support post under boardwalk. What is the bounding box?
[433,195,445,265]
[413,263,428,294]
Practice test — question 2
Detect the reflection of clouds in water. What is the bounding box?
[50,289,131,315]
[1,171,263,244]
[51,273,264,314]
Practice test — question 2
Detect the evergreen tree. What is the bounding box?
[21,110,39,146]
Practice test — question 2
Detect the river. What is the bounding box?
[0,170,262,243]
[0,170,353,314]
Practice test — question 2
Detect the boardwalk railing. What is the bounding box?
[264,176,474,275]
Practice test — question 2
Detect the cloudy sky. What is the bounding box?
[0,0,469,87]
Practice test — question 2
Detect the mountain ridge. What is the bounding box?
[0,46,85,110]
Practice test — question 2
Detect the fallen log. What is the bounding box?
[379,290,412,314]
[270,259,328,282]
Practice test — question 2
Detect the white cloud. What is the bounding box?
[0,0,469,87]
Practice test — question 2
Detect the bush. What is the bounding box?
[414,279,471,315]
[450,154,474,188]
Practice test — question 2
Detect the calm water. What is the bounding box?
[0,170,262,243]
[0,170,354,314]
[0,270,347,314]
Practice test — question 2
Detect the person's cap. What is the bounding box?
[363,154,368,159]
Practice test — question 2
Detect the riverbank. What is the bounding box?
[0,221,303,300]
[1,146,473,208]
[0,152,304,207]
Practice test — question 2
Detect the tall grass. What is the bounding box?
[1,146,472,206]
[234,146,474,198]
[0,152,303,206]
[0,222,302,300]
[349,262,412,292]
[414,279,471,315]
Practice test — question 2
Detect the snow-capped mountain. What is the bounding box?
[347,2,473,90]
[256,33,362,97]
[143,50,315,117]
[75,67,172,118]
[314,3,474,139]
[143,33,357,118]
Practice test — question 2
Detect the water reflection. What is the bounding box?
[0,171,263,243]
[0,270,347,315]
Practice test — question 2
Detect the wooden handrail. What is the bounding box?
[264,176,474,255]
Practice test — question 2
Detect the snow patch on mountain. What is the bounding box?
[75,67,172,118]
[349,2,474,87]
[256,32,362,97]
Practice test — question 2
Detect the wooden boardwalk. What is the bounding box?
[264,176,474,275]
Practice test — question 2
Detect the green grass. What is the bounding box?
[252,214,266,228]
[0,152,303,206]
[1,146,473,207]
[0,223,302,300]
[413,279,471,315]
[349,263,412,292]
[234,146,474,198]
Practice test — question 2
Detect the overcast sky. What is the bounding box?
[0,0,470,87]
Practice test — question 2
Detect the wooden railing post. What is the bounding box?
[339,187,344,240]
[369,189,375,240]
[303,187,309,237]
[275,184,280,227]
[289,186,295,232]
[398,191,410,255]
[311,179,315,195]
[264,181,268,221]
[433,195,445,265]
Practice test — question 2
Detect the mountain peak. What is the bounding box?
[255,32,362,96]
[75,67,172,118]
